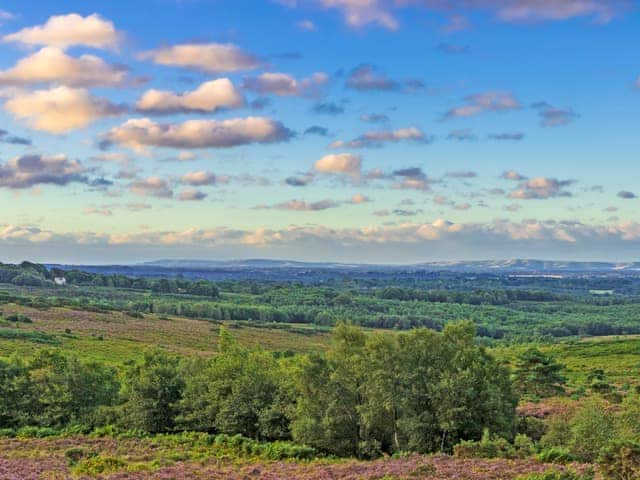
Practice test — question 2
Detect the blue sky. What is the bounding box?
[0,0,638,263]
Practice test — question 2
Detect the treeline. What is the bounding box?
[374,286,564,304]
[0,261,219,298]
[0,322,517,457]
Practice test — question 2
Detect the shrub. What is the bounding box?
[598,440,640,480]
[5,313,32,323]
[537,447,576,464]
[65,447,89,465]
[72,456,127,475]
[454,430,514,459]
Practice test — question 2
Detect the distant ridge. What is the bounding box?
[141,258,640,273]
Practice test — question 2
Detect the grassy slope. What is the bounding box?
[3,301,640,387]
[0,303,330,365]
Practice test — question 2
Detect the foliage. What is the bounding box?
[514,348,566,397]
[598,441,640,480]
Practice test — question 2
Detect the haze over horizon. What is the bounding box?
[0,0,639,263]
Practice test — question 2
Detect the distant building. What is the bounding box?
[54,277,67,286]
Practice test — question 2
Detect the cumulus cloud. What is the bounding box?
[139,43,260,73]
[3,13,120,49]
[532,102,578,127]
[617,190,637,199]
[5,217,640,261]
[102,117,293,150]
[0,154,88,189]
[242,72,328,97]
[0,47,127,87]
[392,167,432,191]
[314,153,362,177]
[347,64,398,91]
[285,173,315,186]
[178,188,208,201]
[180,170,218,186]
[330,127,426,148]
[4,86,126,133]
[349,193,370,204]
[509,177,574,199]
[130,176,173,198]
[136,79,245,114]
[444,91,521,119]
[318,0,398,30]
[501,170,527,181]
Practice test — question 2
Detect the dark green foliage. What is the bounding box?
[536,448,576,464]
[122,351,184,433]
[514,348,565,397]
[291,321,517,457]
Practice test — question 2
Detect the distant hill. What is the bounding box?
[141,258,640,273]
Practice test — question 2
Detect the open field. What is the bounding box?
[0,303,331,364]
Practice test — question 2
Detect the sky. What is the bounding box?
[0,0,639,264]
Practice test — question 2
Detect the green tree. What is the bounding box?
[514,348,565,397]
[123,350,184,432]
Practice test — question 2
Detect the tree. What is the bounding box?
[123,351,184,432]
[513,348,565,397]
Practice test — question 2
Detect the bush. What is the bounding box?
[72,456,126,475]
[454,430,514,459]
[64,447,89,465]
[537,447,576,464]
[598,440,640,480]
[5,313,32,323]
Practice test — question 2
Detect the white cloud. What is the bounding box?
[180,170,217,186]
[509,177,574,199]
[130,176,173,198]
[445,91,521,119]
[4,86,126,133]
[139,43,260,73]
[178,188,208,201]
[330,127,426,148]
[502,170,527,181]
[103,117,293,150]
[314,153,362,177]
[319,0,398,30]
[0,47,127,87]
[136,78,245,114]
[242,72,328,97]
[3,13,120,49]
